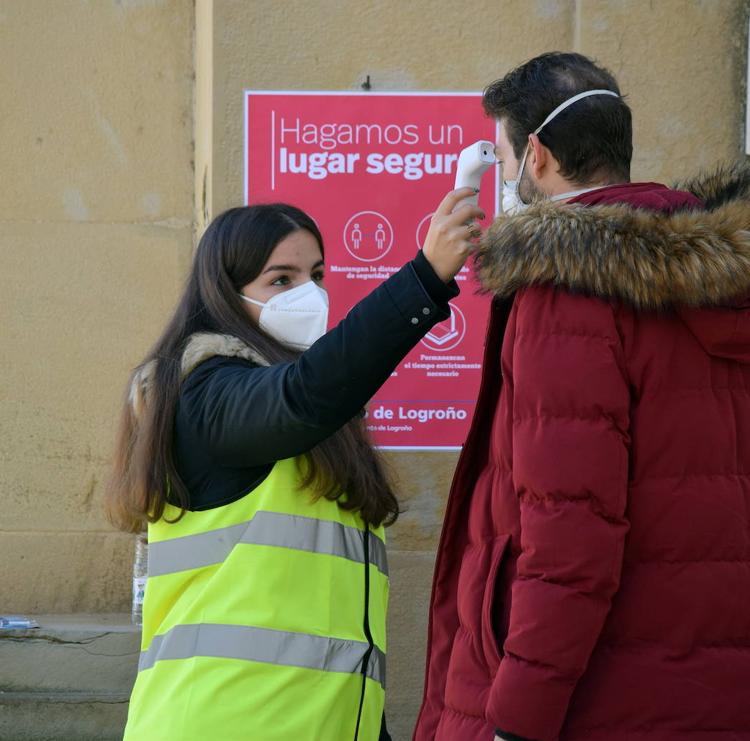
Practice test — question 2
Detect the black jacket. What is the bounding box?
[174,251,459,510]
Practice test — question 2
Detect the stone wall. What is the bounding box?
[0,0,195,612]
[2,1,747,738]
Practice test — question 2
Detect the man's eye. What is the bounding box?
[313,272,325,282]
[271,276,290,286]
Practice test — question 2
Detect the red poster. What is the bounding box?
[244,91,498,449]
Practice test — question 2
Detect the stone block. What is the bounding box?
[385,549,437,741]
[0,0,194,223]
[577,0,747,182]
[0,613,137,741]
[0,221,192,532]
[0,614,139,695]
[0,533,133,613]
[0,695,129,741]
[209,0,576,212]
[385,451,459,552]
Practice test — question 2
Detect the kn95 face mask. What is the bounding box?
[240,281,329,350]
[502,179,523,216]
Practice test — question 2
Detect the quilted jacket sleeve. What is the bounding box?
[486,287,631,741]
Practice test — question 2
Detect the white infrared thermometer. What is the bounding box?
[454,140,496,208]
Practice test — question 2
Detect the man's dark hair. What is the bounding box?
[483,52,632,184]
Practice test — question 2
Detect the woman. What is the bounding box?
[106,187,483,741]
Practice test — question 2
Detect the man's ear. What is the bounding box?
[527,133,547,179]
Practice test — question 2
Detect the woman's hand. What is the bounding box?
[422,187,486,282]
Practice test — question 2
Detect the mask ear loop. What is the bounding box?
[534,88,620,133]
[239,294,265,308]
[515,89,620,208]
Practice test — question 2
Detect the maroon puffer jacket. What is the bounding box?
[413,171,750,741]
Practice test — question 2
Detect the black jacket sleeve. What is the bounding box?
[176,251,458,472]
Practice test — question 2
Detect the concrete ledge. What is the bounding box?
[0,696,128,741]
[0,614,138,741]
[0,691,130,704]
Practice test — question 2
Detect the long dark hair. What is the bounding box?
[105,204,398,532]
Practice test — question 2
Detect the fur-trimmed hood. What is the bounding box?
[129,333,269,418]
[476,163,750,311]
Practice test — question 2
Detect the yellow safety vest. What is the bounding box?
[124,457,388,741]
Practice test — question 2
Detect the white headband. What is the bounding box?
[533,89,620,135]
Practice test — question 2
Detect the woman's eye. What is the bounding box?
[271,276,290,287]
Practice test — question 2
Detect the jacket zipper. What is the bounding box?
[353,526,374,740]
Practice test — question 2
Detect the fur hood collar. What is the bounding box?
[129,333,269,418]
[477,162,750,309]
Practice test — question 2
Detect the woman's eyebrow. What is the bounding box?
[262,259,325,275]
[262,264,301,274]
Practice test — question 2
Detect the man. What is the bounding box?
[413,52,750,741]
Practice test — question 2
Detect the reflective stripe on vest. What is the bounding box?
[138,622,386,688]
[148,510,388,578]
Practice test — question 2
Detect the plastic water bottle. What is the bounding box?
[0,616,39,630]
[132,533,148,627]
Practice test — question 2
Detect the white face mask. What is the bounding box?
[241,281,329,350]
[501,88,620,215]
[502,179,522,216]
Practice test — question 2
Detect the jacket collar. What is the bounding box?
[476,162,750,309]
[129,333,269,418]
[179,332,269,377]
